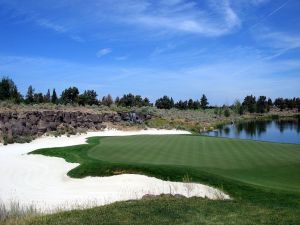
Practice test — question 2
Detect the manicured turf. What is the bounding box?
[26,135,300,225]
[32,135,300,193]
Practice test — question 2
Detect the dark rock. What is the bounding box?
[113,115,121,122]
[48,122,58,130]
[12,122,25,136]
[63,113,71,123]
[0,109,147,144]
[7,129,14,143]
[0,122,4,131]
[2,115,9,123]
[87,114,99,122]
[28,114,39,124]
[95,124,106,130]
[37,120,48,133]
[4,122,12,130]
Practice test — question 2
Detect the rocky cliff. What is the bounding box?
[0,110,151,144]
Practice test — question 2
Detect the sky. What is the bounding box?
[0,0,299,105]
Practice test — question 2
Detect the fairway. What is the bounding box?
[32,135,300,193]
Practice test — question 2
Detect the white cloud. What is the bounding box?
[36,19,67,33]
[252,27,300,59]
[115,55,129,61]
[250,0,270,5]
[124,0,241,36]
[96,48,112,58]
[0,0,242,37]
[151,43,176,56]
[258,31,300,50]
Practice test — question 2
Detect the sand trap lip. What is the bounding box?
[0,129,230,212]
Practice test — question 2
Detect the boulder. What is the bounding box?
[37,120,48,133]
[86,114,99,122]
[12,121,25,136]
[63,113,71,123]
[7,129,14,143]
[28,114,39,124]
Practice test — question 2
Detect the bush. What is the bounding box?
[13,136,33,144]
[3,135,8,145]
[224,108,230,117]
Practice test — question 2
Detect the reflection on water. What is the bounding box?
[205,118,300,144]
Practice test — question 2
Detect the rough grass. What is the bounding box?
[5,196,300,225]
[0,200,38,224]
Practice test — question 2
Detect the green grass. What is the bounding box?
[12,197,300,225]
[23,135,300,225]
[32,135,300,193]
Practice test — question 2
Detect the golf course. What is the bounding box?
[25,134,300,224]
[32,135,300,193]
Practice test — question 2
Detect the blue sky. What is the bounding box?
[0,0,299,105]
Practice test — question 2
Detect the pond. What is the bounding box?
[204,118,300,144]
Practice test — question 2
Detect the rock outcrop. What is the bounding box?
[0,110,150,143]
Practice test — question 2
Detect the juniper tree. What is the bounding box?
[51,89,58,104]
[61,87,79,104]
[200,94,209,109]
[26,85,35,104]
[44,89,51,103]
[0,77,22,103]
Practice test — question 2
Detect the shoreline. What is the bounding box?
[0,129,230,213]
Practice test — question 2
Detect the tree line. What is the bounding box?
[154,95,209,110]
[0,77,151,107]
[234,95,300,114]
[0,77,299,112]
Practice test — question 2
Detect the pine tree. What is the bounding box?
[26,85,34,104]
[106,94,113,107]
[200,94,209,109]
[61,87,79,104]
[0,77,22,103]
[102,94,113,107]
[51,89,58,104]
[115,97,120,106]
[44,89,51,103]
[170,97,174,108]
[188,99,194,109]
[243,95,256,113]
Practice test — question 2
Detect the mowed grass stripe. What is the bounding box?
[234,140,264,169]
[86,135,300,191]
[34,135,300,192]
[92,135,300,168]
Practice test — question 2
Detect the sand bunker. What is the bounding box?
[0,129,229,212]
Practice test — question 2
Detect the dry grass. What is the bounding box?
[0,200,39,224]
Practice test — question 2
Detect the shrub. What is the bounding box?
[13,136,33,144]
[224,108,230,117]
[3,135,8,145]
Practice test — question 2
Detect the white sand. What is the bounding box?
[0,129,229,212]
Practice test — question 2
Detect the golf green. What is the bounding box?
[32,135,300,193]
